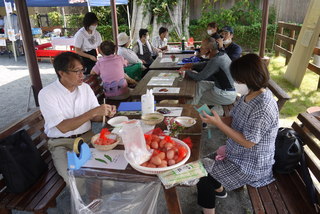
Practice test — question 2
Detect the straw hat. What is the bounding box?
[118,32,130,46]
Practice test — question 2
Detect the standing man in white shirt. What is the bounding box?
[152,27,168,51]
[38,52,116,185]
[74,12,102,75]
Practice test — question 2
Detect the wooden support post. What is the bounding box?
[284,0,320,87]
[15,0,43,106]
[110,0,119,47]
[275,26,283,57]
[259,0,269,58]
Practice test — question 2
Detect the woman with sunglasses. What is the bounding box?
[74,12,102,75]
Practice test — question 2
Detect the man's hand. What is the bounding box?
[89,55,97,62]
[93,104,116,118]
[216,38,224,49]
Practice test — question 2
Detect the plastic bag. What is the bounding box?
[69,170,161,214]
[157,160,208,189]
[119,120,152,165]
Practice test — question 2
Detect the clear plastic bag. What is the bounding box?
[69,169,161,214]
[119,120,152,165]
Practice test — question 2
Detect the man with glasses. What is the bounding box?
[38,52,116,185]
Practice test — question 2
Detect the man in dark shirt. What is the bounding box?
[217,26,242,61]
[180,37,237,106]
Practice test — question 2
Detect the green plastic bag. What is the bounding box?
[124,63,143,81]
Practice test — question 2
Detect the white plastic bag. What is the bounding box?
[120,120,152,165]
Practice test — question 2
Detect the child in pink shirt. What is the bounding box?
[91,40,136,100]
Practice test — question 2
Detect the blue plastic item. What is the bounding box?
[67,143,91,170]
[182,56,201,63]
[194,104,214,116]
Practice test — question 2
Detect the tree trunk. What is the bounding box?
[130,0,151,43]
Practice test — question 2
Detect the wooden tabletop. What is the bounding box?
[149,54,194,70]
[130,70,196,103]
[73,104,202,214]
[164,50,195,55]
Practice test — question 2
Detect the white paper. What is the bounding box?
[156,107,183,117]
[158,73,179,78]
[153,87,180,94]
[147,77,175,86]
[7,29,16,41]
[5,2,13,14]
[0,39,6,47]
[82,149,128,170]
[160,57,179,63]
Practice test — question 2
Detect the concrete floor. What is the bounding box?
[0,55,272,214]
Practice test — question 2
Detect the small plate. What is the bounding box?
[107,116,129,127]
[174,116,196,127]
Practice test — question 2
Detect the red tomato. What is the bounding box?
[178,146,187,159]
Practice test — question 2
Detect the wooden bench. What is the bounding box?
[247,112,320,213]
[222,79,290,116]
[83,75,131,106]
[0,109,66,214]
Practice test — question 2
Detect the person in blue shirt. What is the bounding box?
[217,26,242,61]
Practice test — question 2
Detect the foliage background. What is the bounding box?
[31,0,278,52]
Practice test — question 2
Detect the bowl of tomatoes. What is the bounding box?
[124,134,190,174]
[91,129,121,151]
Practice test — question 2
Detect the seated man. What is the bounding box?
[180,37,237,106]
[218,26,242,61]
[152,27,168,51]
[133,28,158,67]
[38,52,116,185]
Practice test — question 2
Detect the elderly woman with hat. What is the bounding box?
[117,32,144,66]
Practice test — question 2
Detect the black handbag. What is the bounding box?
[0,130,48,193]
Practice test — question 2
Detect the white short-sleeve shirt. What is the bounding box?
[74,27,102,52]
[152,35,167,48]
[38,79,100,138]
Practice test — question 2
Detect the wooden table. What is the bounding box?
[164,50,195,55]
[149,54,194,70]
[72,104,202,214]
[131,70,196,104]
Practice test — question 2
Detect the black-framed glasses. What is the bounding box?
[67,69,85,74]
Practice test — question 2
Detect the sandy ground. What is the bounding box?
[0,55,292,214]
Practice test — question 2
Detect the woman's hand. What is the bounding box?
[199,109,222,126]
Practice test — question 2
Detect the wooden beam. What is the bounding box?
[259,0,269,58]
[110,0,119,47]
[15,0,42,106]
[275,33,297,45]
[307,62,320,75]
[314,47,320,55]
[278,21,302,32]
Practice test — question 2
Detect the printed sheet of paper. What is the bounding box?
[160,57,179,63]
[82,149,128,170]
[156,107,183,117]
[153,87,180,94]
[158,73,179,78]
[147,77,175,86]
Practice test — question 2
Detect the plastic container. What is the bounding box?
[141,89,155,115]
